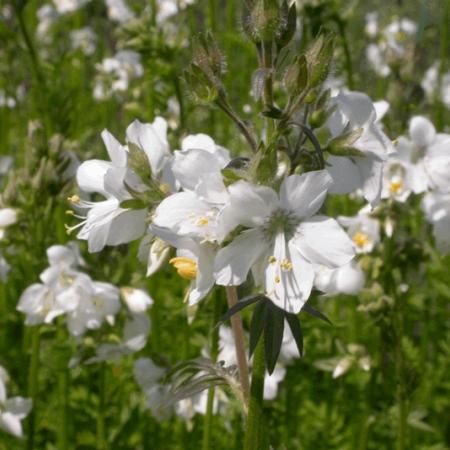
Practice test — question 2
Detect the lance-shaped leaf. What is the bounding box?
[264,302,285,374]
[302,304,332,324]
[285,313,304,357]
[220,294,267,321]
[249,299,268,357]
[276,0,297,48]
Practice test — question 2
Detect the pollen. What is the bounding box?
[280,259,293,271]
[159,183,171,195]
[65,210,75,216]
[196,217,209,226]
[268,255,277,264]
[352,232,371,248]
[169,257,198,280]
[274,275,281,284]
[389,180,403,195]
[68,194,80,204]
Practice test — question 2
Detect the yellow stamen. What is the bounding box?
[389,180,403,195]
[352,232,371,248]
[268,255,277,264]
[280,259,293,271]
[159,183,171,195]
[68,194,80,204]
[274,275,281,284]
[169,257,198,280]
[196,217,209,226]
[65,210,75,215]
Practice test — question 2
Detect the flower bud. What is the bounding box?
[276,1,297,48]
[244,0,281,43]
[192,32,226,78]
[283,55,307,97]
[305,34,334,88]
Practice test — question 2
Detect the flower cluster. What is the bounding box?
[70,108,375,314]
[17,243,120,336]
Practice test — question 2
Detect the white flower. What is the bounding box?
[66,281,120,336]
[17,244,89,325]
[126,117,175,188]
[381,160,411,203]
[422,62,450,110]
[105,0,134,23]
[0,208,17,240]
[0,254,10,282]
[365,18,416,78]
[138,235,171,276]
[133,358,173,421]
[0,367,32,438]
[338,208,380,254]
[156,0,194,22]
[157,228,215,305]
[0,156,13,182]
[70,27,96,55]
[314,261,365,296]
[121,287,153,313]
[364,12,379,38]
[392,117,450,195]
[86,312,151,363]
[263,365,286,401]
[214,170,355,313]
[71,129,147,252]
[94,51,143,100]
[326,90,396,206]
[53,0,89,14]
[422,191,450,254]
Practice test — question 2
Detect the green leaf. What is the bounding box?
[261,106,284,119]
[220,294,267,322]
[264,302,285,374]
[285,313,304,357]
[249,300,268,357]
[302,304,332,325]
[119,198,147,210]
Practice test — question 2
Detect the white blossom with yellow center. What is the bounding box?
[214,170,355,314]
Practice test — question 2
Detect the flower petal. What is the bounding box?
[409,116,436,148]
[280,170,332,218]
[293,216,355,268]
[214,229,268,286]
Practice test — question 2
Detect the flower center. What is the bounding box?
[263,209,298,240]
[389,180,403,195]
[169,257,198,280]
[352,232,371,249]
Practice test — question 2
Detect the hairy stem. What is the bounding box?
[225,286,250,403]
[27,327,41,450]
[244,339,268,450]
[202,292,221,450]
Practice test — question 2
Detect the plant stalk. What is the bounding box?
[225,286,250,403]
[27,327,41,450]
[202,292,221,450]
[97,364,107,450]
[244,339,268,450]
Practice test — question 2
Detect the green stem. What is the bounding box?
[225,287,250,402]
[202,292,221,450]
[97,364,107,450]
[58,369,69,450]
[262,42,275,142]
[27,327,41,450]
[336,19,354,90]
[208,0,217,31]
[244,339,268,450]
